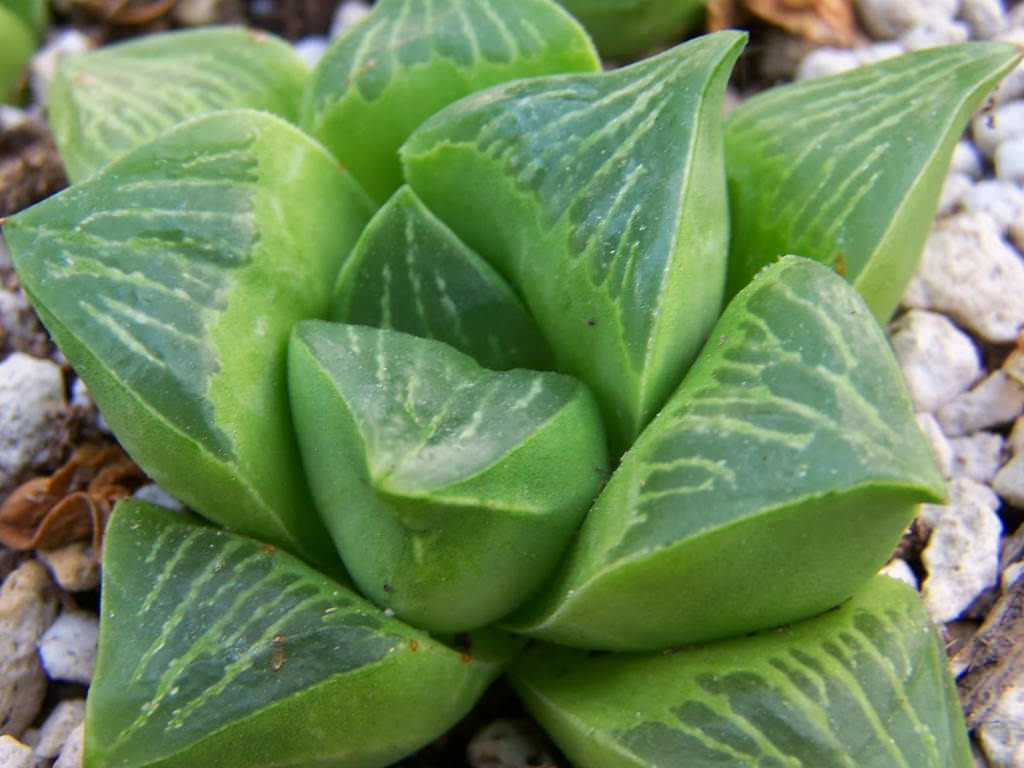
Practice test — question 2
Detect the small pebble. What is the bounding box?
[35,544,100,593]
[993,416,1024,506]
[0,353,65,491]
[978,684,1024,768]
[889,309,982,412]
[973,100,1024,160]
[994,137,1024,181]
[951,140,984,178]
[132,483,185,512]
[949,431,1006,483]
[795,47,860,80]
[879,558,919,589]
[959,0,1008,39]
[920,477,1003,624]
[900,18,969,49]
[0,735,34,768]
[0,560,58,738]
[53,723,83,768]
[37,611,99,685]
[293,36,328,68]
[937,370,1024,436]
[960,179,1024,232]
[330,0,371,37]
[28,30,91,107]
[856,0,958,39]
[34,700,84,759]
[917,412,956,477]
[902,212,1024,343]
[937,171,973,214]
[467,719,556,768]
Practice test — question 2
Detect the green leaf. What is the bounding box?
[301,0,600,203]
[86,501,519,768]
[331,185,555,371]
[48,27,310,182]
[724,42,1021,321]
[403,31,746,453]
[288,321,609,633]
[0,5,34,104]
[556,0,705,58]
[2,0,46,39]
[509,575,972,768]
[505,256,945,650]
[3,109,373,569]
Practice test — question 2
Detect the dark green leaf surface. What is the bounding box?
[289,321,608,632]
[403,32,745,452]
[3,110,373,568]
[0,5,34,103]
[331,185,554,371]
[725,42,1020,320]
[505,257,945,650]
[509,576,972,768]
[48,28,309,182]
[555,0,705,58]
[301,0,599,202]
[86,501,517,768]
[3,0,46,38]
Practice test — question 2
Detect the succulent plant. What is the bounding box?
[2,3,1019,766]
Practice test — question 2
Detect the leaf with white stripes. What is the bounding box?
[331,185,554,371]
[403,31,745,453]
[509,575,972,768]
[3,110,374,568]
[301,0,599,202]
[86,501,519,768]
[725,42,1020,321]
[288,321,608,632]
[505,257,944,650]
[48,27,309,182]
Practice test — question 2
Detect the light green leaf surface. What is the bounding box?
[48,27,310,182]
[556,0,705,58]
[289,321,608,632]
[331,185,555,371]
[403,31,746,452]
[0,5,34,103]
[3,109,373,569]
[86,501,518,768]
[301,0,599,203]
[506,257,945,650]
[725,42,1020,320]
[509,575,972,768]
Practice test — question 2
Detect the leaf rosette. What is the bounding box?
[1,4,1018,767]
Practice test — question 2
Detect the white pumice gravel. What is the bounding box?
[53,723,83,768]
[0,735,35,768]
[0,353,65,492]
[917,412,957,477]
[36,610,99,686]
[879,558,920,589]
[855,0,958,39]
[34,699,85,760]
[938,369,1024,436]
[972,100,1024,160]
[949,432,1006,483]
[330,0,371,38]
[959,179,1024,232]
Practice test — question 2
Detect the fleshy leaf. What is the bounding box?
[331,185,554,371]
[3,109,374,569]
[556,0,705,58]
[505,256,945,650]
[403,31,746,452]
[725,42,1020,320]
[288,321,608,632]
[509,575,972,768]
[0,5,35,103]
[86,501,519,768]
[301,0,599,202]
[48,27,310,182]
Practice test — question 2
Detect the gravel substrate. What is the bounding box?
[0,1,1023,766]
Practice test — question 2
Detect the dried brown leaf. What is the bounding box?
[745,0,866,46]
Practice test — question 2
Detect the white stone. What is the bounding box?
[0,353,65,490]
[992,30,1024,104]
[920,477,1003,624]
[34,700,84,759]
[53,723,83,768]
[855,41,907,65]
[901,18,970,49]
[0,560,57,737]
[468,719,555,768]
[889,309,981,412]
[795,47,861,80]
[856,0,958,39]
[1003,560,1024,591]
[132,483,185,512]
[978,683,1024,768]
[993,417,1024,506]
[28,29,91,106]
[937,171,973,214]
[0,735,34,768]
[974,101,1024,160]
[951,140,984,178]
[902,212,1024,343]
[917,412,956,477]
[0,289,44,354]
[330,0,371,37]
[959,0,1007,39]
[938,370,1024,435]
[35,544,100,593]
[949,431,1006,483]
[37,611,98,685]
[879,558,919,589]
[994,138,1024,181]
[293,36,328,68]
[960,179,1024,232]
